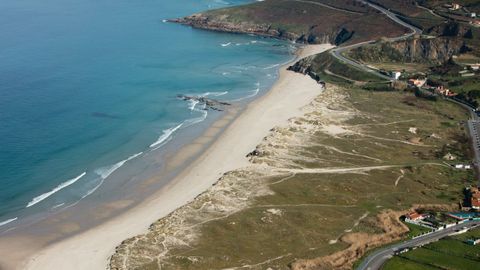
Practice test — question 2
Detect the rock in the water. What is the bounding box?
[177,94,231,111]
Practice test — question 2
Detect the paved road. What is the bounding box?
[446,98,480,185]
[329,0,422,80]
[321,2,480,269]
[357,221,480,270]
[454,98,480,186]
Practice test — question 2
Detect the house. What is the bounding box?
[466,238,480,245]
[473,200,480,210]
[471,187,480,210]
[472,13,477,18]
[392,71,402,80]
[405,211,427,222]
[451,3,461,10]
[469,64,480,70]
[435,85,457,96]
[455,164,464,169]
[408,78,426,88]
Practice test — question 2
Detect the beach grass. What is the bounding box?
[119,85,475,270]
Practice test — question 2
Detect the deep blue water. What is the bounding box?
[0,0,294,226]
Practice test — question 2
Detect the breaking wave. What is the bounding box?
[202,91,228,97]
[95,152,143,179]
[149,123,184,148]
[232,82,261,102]
[26,172,87,208]
[80,152,144,201]
[0,217,17,227]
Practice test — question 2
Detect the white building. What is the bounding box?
[393,71,402,80]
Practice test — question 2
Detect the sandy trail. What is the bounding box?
[11,44,334,270]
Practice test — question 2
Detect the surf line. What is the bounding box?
[26,172,87,208]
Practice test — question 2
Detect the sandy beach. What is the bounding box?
[10,43,333,270]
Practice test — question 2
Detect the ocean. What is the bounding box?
[0,0,295,229]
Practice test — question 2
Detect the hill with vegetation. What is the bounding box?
[107,1,480,270]
[171,0,409,45]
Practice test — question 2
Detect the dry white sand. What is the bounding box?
[21,44,334,270]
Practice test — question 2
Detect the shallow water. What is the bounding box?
[0,0,294,228]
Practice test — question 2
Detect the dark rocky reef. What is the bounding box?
[177,94,231,111]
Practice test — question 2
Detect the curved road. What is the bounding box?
[357,221,480,270]
[329,0,422,80]
[316,1,480,269]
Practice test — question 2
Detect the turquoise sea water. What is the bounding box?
[0,0,294,227]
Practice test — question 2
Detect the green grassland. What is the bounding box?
[383,228,480,270]
[199,0,408,44]
[370,0,445,30]
[405,223,433,238]
[309,52,387,83]
[118,85,474,270]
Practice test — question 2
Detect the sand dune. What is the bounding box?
[21,44,333,270]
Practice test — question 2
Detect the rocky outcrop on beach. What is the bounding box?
[287,56,323,82]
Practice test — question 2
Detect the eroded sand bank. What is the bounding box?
[19,44,334,270]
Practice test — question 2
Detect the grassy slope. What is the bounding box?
[200,0,408,44]
[308,52,387,82]
[137,86,473,269]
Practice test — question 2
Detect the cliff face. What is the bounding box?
[170,14,346,45]
[349,37,468,64]
[287,56,322,82]
[393,37,468,63]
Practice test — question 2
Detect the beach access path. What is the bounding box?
[7,44,334,270]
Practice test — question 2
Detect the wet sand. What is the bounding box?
[2,44,333,270]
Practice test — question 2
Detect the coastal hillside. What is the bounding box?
[107,1,480,270]
[110,83,472,270]
[347,37,469,64]
[171,0,409,45]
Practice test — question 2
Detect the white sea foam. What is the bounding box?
[202,91,228,97]
[26,172,87,208]
[232,83,261,102]
[95,152,143,179]
[263,63,281,69]
[81,181,103,200]
[183,105,208,128]
[0,217,17,227]
[263,59,294,70]
[52,203,65,209]
[188,99,199,111]
[221,42,231,47]
[149,123,183,148]
[162,19,167,23]
[82,152,143,201]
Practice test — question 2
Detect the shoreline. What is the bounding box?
[5,43,333,270]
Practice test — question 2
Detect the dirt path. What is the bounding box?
[291,0,364,15]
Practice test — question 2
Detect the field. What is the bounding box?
[405,223,433,238]
[383,228,480,270]
[110,83,473,270]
